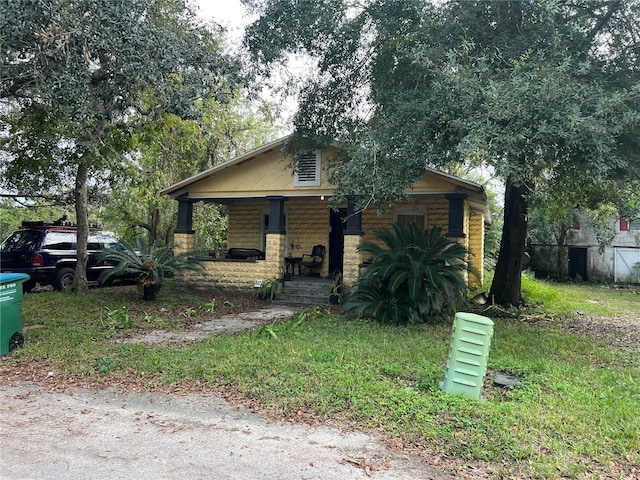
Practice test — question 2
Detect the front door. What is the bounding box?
[329,208,346,274]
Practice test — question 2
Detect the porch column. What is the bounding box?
[174,197,195,254]
[445,194,467,238]
[266,196,287,234]
[265,196,287,279]
[445,193,470,286]
[343,199,364,288]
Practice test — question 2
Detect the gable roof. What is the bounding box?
[160,136,291,198]
[159,135,490,221]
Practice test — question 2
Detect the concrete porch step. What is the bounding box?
[275,277,333,306]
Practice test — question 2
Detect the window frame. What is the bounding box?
[394,208,428,230]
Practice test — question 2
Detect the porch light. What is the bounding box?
[320,195,325,201]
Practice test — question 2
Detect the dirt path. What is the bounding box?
[0,382,450,480]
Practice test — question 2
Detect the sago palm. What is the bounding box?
[344,223,472,324]
[98,239,204,299]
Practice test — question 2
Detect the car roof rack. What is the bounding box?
[20,221,102,231]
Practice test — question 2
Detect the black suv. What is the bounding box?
[0,221,125,292]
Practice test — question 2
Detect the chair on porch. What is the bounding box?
[300,245,325,276]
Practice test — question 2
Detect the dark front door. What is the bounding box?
[329,208,346,274]
[568,247,588,281]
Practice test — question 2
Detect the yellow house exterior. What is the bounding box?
[160,136,490,291]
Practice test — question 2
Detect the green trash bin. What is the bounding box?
[440,312,494,400]
[0,273,30,356]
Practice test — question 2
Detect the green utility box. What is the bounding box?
[440,312,494,400]
[0,273,30,356]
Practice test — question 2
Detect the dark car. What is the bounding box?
[0,221,126,292]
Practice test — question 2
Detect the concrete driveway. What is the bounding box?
[0,382,450,480]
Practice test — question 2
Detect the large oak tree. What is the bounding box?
[243,0,640,305]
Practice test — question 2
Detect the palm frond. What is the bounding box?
[344,223,472,325]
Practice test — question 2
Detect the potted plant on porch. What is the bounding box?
[98,239,204,300]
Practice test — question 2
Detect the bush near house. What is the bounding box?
[344,223,472,325]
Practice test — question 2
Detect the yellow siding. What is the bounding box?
[360,197,450,244]
[286,198,331,277]
[361,209,393,245]
[411,174,469,192]
[426,198,449,233]
[468,212,485,287]
[170,138,489,292]
[227,198,332,278]
[343,197,483,288]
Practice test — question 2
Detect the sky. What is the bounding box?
[191,0,303,130]
[191,0,255,47]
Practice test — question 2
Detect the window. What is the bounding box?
[630,220,640,230]
[293,150,321,187]
[87,234,102,250]
[43,232,74,250]
[1,231,41,251]
[620,218,630,231]
[394,209,427,230]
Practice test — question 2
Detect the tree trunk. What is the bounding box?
[150,208,160,244]
[488,179,530,306]
[555,225,568,279]
[74,163,89,293]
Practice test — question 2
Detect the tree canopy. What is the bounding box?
[1,0,244,291]
[244,0,640,305]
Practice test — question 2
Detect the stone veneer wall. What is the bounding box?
[285,198,331,278]
[176,195,485,290]
[227,199,267,249]
[174,233,195,254]
[342,234,362,287]
[177,229,285,291]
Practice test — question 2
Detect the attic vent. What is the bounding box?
[293,150,321,187]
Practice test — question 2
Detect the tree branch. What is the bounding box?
[589,0,622,39]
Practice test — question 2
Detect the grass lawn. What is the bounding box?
[2,278,639,479]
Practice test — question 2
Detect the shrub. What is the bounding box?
[343,223,471,324]
[98,239,204,300]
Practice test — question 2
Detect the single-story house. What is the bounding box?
[160,136,491,291]
[530,217,640,283]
